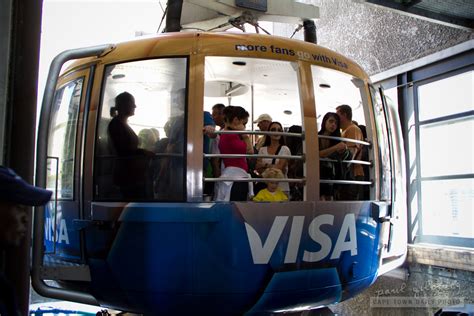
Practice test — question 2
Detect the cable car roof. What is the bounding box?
[61,32,369,80]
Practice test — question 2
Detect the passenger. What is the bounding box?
[0,166,52,316]
[336,104,365,200]
[154,120,172,197]
[155,121,171,153]
[202,111,216,197]
[255,121,291,197]
[215,106,253,201]
[157,88,187,200]
[286,125,303,160]
[253,113,272,151]
[157,114,185,200]
[211,103,226,130]
[108,92,154,199]
[286,125,304,201]
[248,113,271,185]
[252,168,288,202]
[210,103,226,178]
[318,112,348,200]
[150,128,160,143]
[138,128,159,152]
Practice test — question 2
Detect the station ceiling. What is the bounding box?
[358,0,474,30]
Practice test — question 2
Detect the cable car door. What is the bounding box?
[371,86,408,275]
[44,69,91,262]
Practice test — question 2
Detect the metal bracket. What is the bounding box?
[40,265,91,282]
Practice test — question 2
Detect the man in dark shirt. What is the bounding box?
[0,166,52,315]
[336,104,364,200]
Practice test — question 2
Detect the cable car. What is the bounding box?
[33,31,407,315]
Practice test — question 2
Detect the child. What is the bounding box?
[252,168,288,202]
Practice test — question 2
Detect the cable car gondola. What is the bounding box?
[33,32,407,315]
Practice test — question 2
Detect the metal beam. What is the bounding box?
[181,0,319,32]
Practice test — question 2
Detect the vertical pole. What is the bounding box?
[303,19,317,44]
[0,0,13,165]
[251,84,255,141]
[298,61,318,201]
[3,0,44,314]
[164,0,183,32]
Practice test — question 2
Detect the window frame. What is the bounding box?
[369,85,393,202]
[311,64,376,202]
[413,67,474,248]
[46,76,85,201]
[201,55,307,202]
[93,56,190,202]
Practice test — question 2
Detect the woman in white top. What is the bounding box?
[255,121,291,195]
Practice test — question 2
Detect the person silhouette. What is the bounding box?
[108,92,154,199]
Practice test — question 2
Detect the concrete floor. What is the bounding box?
[330,264,474,316]
[30,264,474,315]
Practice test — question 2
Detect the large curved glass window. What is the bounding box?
[312,66,373,201]
[415,70,474,244]
[94,58,188,201]
[46,78,83,200]
[203,56,305,201]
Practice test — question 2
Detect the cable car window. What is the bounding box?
[94,58,188,201]
[312,66,372,201]
[204,57,304,201]
[46,78,83,200]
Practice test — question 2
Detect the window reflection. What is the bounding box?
[47,78,83,200]
[371,86,392,201]
[421,179,474,239]
[420,117,474,177]
[418,70,473,121]
[415,69,474,248]
[94,58,187,201]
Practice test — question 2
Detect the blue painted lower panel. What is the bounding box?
[247,268,342,314]
[78,201,383,314]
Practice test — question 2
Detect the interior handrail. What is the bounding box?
[204,153,304,160]
[204,177,306,183]
[320,157,372,166]
[96,153,183,159]
[318,134,371,147]
[212,130,304,138]
[320,179,373,185]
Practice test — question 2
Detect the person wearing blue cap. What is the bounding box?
[0,166,52,316]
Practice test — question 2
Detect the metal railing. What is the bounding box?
[211,129,304,138]
[202,131,373,186]
[204,177,305,183]
[204,153,303,160]
[318,134,371,147]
